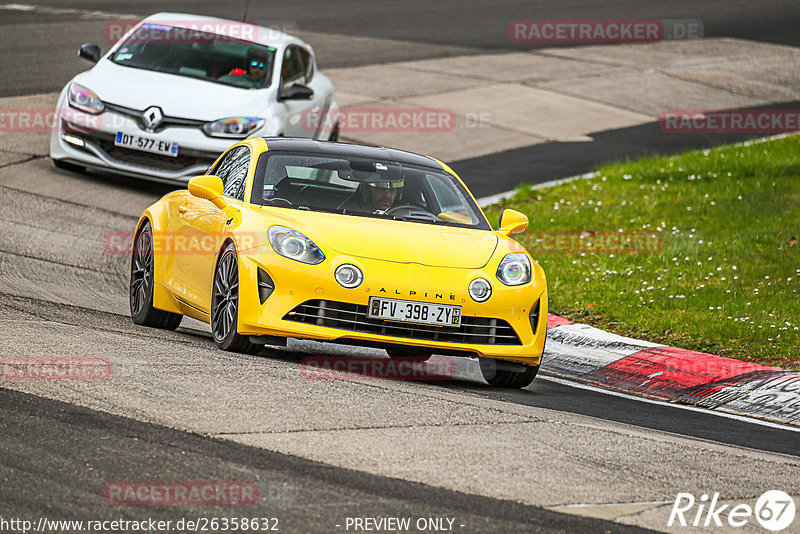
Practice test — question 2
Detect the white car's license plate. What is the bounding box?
[368,297,461,327]
[115,132,179,157]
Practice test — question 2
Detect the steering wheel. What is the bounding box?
[384,204,439,221]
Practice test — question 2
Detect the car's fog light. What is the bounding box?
[468,278,492,302]
[335,264,363,288]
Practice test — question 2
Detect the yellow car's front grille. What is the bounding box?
[283,300,522,345]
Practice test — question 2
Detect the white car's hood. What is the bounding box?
[73,60,272,120]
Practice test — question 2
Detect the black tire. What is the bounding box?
[53,159,86,173]
[130,221,182,330]
[211,242,260,354]
[479,357,539,389]
[386,346,432,362]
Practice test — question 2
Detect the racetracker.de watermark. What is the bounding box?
[0,108,89,133]
[104,482,259,506]
[1,357,111,381]
[660,109,800,133]
[526,230,663,255]
[0,107,142,133]
[301,108,456,134]
[300,356,457,381]
[510,19,703,43]
[105,231,264,257]
[103,19,299,44]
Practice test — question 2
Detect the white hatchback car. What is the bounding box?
[50,12,339,184]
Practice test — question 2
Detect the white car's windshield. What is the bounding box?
[110,24,276,89]
[250,152,490,230]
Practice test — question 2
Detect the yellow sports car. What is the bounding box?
[130,138,547,388]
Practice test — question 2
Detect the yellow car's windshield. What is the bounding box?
[250,152,490,230]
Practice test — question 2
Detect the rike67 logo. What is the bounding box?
[669,490,796,531]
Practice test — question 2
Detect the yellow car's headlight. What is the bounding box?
[334,264,363,288]
[268,226,325,264]
[496,253,532,286]
[468,278,492,302]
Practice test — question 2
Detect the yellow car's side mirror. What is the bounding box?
[188,175,227,210]
[498,209,528,236]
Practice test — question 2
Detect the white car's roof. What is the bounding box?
[140,12,308,49]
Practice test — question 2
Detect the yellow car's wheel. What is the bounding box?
[479,357,539,389]
[211,242,260,354]
[129,221,182,330]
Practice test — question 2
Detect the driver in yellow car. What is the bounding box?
[340,178,404,213]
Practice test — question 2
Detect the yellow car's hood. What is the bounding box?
[264,209,498,268]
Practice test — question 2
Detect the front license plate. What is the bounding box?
[115,132,179,157]
[368,297,461,327]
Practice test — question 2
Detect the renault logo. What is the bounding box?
[142,106,164,131]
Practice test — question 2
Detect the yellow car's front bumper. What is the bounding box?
[235,246,548,366]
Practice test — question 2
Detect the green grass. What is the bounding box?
[484,135,800,369]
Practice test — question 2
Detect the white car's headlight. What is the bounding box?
[202,117,264,138]
[268,226,324,264]
[496,253,532,286]
[68,83,105,115]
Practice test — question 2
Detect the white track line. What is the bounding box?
[539,375,800,433]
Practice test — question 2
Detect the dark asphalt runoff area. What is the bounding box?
[449,378,800,457]
[0,387,655,534]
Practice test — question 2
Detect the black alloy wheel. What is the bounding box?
[129,221,182,330]
[211,242,260,354]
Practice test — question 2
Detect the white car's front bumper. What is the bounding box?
[49,99,249,184]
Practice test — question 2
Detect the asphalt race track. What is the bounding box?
[1,2,799,533]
